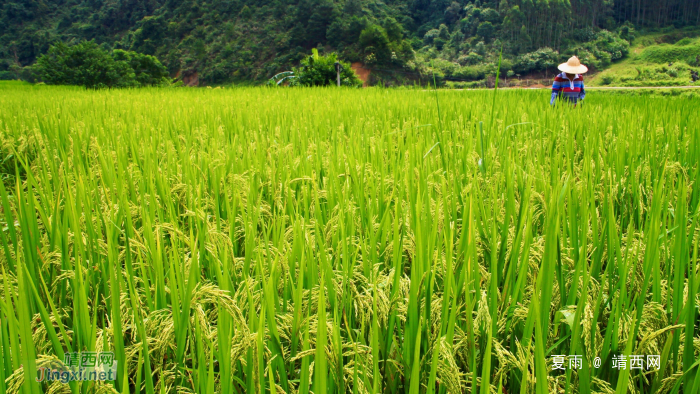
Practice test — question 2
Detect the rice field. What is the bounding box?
[0,81,699,394]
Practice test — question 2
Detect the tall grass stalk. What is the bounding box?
[0,82,698,393]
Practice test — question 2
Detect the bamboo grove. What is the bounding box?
[0,83,699,393]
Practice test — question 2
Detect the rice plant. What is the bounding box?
[0,82,699,394]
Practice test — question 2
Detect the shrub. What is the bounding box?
[641,41,700,64]
[0,71,15,80]
[453,64,487,80]
[596,51,612,67]
[446,79,486,88]
[593,30,629,61]
[35,41,123,88]
[691,55,700,67]
[573,27,598,42]
[618,22,636,42]
[513,47,559,74]
[568,30,629,69]
[35,41,170,88]
[458,52,483,66]
[433,38,446,50]
[113,50,169,86]
[627,62,700,86]
[474,41,486,56]
[573,49,601,70]
[600,74,614,85]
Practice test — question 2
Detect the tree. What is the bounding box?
[114,49,169,86]
[130,16,167,55]
[444,2,463,25]
[424,28,440,46]
[480,8,501,23]
[344,0,364,16]
[34,41,169,88]
[383,17,403,42]
[359,24,392,63]
[476,21,495,41]
[3,0,696,85]
[437,24,450,40]
[34,41,123,88]
[293,49,361,87]
[307,0,338,45]
[513,47,560,74]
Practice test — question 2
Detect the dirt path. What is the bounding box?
[351,63,370,87]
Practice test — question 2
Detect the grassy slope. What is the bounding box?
[589,29,700,87]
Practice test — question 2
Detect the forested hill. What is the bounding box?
[1,0,699,85]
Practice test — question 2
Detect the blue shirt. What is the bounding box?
[550,73,585,105]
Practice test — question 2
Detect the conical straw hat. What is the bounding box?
[558,56,588,74]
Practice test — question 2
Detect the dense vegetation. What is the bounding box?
[283,49,363,87]
[589,33,700,87]
[1,0,699,85]
[1,82,700,394]
[33,41,171,88]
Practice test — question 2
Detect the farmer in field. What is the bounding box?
[550,56,588,106]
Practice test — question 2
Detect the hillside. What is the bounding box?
[588,29,700,87]
[1,0,699,85]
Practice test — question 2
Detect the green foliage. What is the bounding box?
[1,0,697,85]
[594,30,630,61]
[34,41,169,88]
[480,8,501,24]
[113,49,169,86]
[512,47,560,74]
[239,5,252,19]
[476,21,495,41]
[423,24,450,49]
[443,2,463,25]
[383,17,404,42]
[630,62,700,85]
[35,41,132,88]
[360,25,392,63]
[458,52,484,65]
[445,79,486,88]
[293,49,361,87]
[474,41,487,56]
[452,64,488,80]
[566,30,630,69]
[358,20,414,66]
[1,82,700,394]
[600,74,615,85]
[640,39,700,64]
[618,22,636,42]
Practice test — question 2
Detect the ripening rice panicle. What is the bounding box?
[0,82,699,394]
